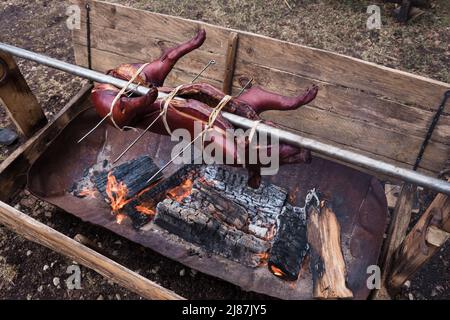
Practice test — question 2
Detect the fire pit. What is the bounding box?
[27,107,388,299]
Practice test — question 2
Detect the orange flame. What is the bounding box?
[167,179,193,202]
[135,205,156,216]
[269,265,286,277]
[116,213,128,224]
[105,172,130,212]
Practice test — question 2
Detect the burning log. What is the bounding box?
[93,155,162,199]
[268,204,308,281]
[307,203,353,299]
[120,165,200,228]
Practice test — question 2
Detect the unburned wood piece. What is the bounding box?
[385,183,401,210]
[387,180,450,293]
[0,51,47,137]
[222,32,239,95]
[375,183,415,299]
[426,225,450,247]
[307,204,353,299]
[0,200,184,300]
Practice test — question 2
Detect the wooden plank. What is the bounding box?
[0,85,92,202]
[222,32,239,94]
[74,0,450,110]
[73,0,230,53]
[0,200,183,300]
[387,181,450,292]
[263,106,449,173]
[0,52,47,137]
[233,62,450,146]
[235,32,450,110]
[72,24,227,83]
[73,43,223,89]
[375,183,415,299]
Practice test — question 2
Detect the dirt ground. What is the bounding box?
[0,0,449,300]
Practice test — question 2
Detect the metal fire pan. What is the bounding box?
[28,107,388,300]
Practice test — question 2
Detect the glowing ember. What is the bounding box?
[116,213,128,224]
[167,179,193,202]
[78,188,98,198]
[105,172,130,212]
[135,205,156,216]
[269,265,286,277]
[256,252,269,266]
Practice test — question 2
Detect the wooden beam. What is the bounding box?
[0,52,47,137]
[0,200,184,300]
[387,180,450,293]
[0,85,92,202]
[222,32,239,95]
[375,183,415,299]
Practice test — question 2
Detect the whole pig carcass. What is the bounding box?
[91,29,318,188]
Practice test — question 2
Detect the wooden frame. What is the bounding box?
[0,0,449,300]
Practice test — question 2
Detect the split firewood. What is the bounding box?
[307,203,353,299]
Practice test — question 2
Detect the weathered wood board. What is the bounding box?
[70,0,450,176]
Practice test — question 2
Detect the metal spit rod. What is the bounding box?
[1,42,449,195]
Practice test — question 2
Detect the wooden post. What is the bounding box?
[387,180,450,293]
[374,183,415,299]
[0,200,184,300]
[0,51,47,137]
[222,32,239,95]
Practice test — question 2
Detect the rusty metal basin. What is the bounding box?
[27,106,388,300]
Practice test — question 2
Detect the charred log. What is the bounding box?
[93,156,162,199]
[120,165,200,228]
[193,181,249,231]
[307,204,353,299]
[153,184,270,267]
[268,204,308,281]
[202,166,287,239]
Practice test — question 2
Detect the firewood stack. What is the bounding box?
[75,156,354,299]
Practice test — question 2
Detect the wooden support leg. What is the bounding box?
[375,183,415,299]
[0,200,184,300]
[0,52,47,137]
[387,179,450,294]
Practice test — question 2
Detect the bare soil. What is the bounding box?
[0,0,449,300]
